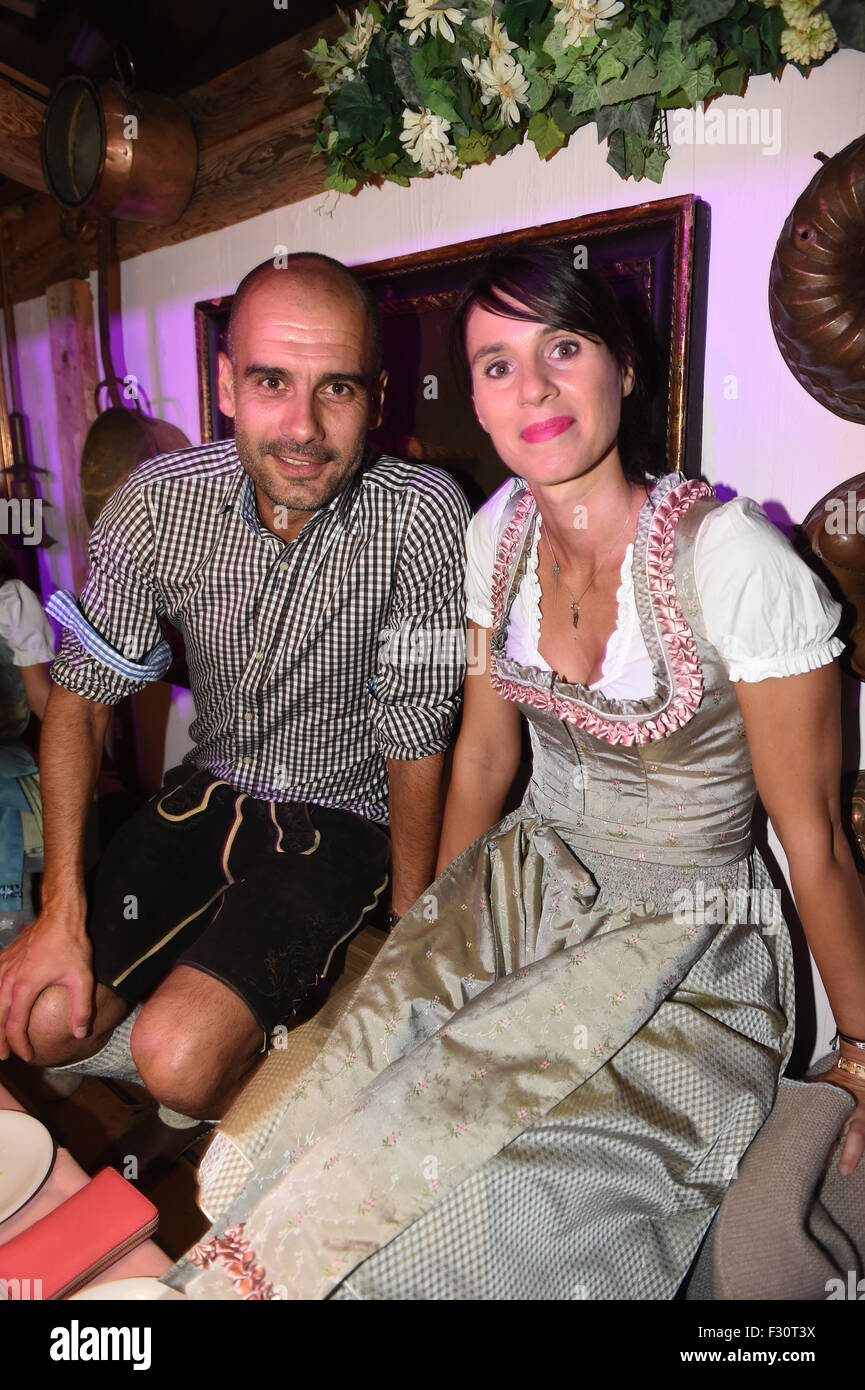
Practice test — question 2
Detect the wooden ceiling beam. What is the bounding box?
[4,11,349,304]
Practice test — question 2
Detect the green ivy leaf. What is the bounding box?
[332,80,387,146]
[386,32,425,107]
[598,54,660,104]
[490,124,525,155]
[758,5,785,68]
[324,165,359,194]
[624,131,647,179]
[595,49,626,84]
[605,127,628,177]
[500,0,549,45]
[595,93,656,139]
[527,69,554,109]
[413,76,463,124]
[644,144,670,183]
[528,109,567,159]
[657,47,692,96]
[682,63,717,103]
[569,75,600,113]
[456,129,492,164]
[679,0,737,42]
[715,59,747,94]
[542,23,569,61]
[608,25,646,68]
[549,98,583,135]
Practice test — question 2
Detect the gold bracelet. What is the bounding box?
[835,1056,865,1082]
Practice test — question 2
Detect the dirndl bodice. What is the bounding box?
[492,471,756,874]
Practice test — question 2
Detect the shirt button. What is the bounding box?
[243,757,252,765]
[244,713,252,721]
[279,562,289,570]
[253,652,263,661]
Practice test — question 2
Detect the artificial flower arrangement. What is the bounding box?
[304,0,862,188]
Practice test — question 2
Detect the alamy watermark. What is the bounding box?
[672,882,782,933]
[0,498,41,546]
[670,105,782,157]
[824,491,865,536]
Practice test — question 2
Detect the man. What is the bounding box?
[0,253,471,1121]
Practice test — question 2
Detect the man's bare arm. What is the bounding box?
[386,752,446,919]
[0,684,111,1059]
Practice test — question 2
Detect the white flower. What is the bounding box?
[472,12,518,61]
[551,0,624,47]
[779,0,820,22]
[464,51,530,127]
[780,9,837,63]
[400,0,467,46]
[343,7,381,66]
[399,107,459,172]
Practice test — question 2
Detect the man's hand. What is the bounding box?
[0,906,94,1062]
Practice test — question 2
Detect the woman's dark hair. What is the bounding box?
[0,541,18,586]
[450,243,665,482]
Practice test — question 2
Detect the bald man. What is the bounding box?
[0,254,471,1121]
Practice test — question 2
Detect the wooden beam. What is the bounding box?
[0,71,46,193]
[45,278,99,590]
[5,12,349,304]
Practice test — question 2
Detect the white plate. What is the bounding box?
[70,1277,186,1302]
[0,1109,55,1223]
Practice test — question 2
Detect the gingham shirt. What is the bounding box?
[47,440,472,825]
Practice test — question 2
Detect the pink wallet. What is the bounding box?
[0,1166,159,1300]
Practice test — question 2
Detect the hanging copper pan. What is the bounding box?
[40,51,197,226]
[80,221,190,528]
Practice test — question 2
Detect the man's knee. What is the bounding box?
[130,995,258,1118]
[28,986,93,1067]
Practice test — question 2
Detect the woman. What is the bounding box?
[0,542,53,943]
[175,246,865,1301]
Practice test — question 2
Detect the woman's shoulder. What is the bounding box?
[694,493,816,581]
[692,493,844,678]
[467,476,530,543]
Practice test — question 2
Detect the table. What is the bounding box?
[0,1078,172,1296]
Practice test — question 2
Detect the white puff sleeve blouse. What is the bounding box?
[0,579,56,665]
[464,481,844,697]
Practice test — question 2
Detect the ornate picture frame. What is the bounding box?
[194,194,709,493]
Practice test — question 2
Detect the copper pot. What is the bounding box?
[41,75,197,225]
[81,381,190,528]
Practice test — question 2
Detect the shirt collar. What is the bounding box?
[217,445,369,542]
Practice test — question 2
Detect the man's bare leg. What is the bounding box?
[130,964,264,1120]
[27,982,130,1068]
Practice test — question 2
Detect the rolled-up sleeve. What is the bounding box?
[367,482,472,760]
[48,475,170,706]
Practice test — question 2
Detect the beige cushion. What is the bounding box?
[687,1061,864,1300]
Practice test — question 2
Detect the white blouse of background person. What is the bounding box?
[464,480,844,713]
[0,579,56,716]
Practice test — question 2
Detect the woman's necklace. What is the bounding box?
[541,485,633,631]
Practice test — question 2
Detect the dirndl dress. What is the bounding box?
[170,473,805,1301]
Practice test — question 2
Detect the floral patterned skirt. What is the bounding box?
[169,807,795,1301]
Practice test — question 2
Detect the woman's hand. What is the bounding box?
[806,1049,865,1175]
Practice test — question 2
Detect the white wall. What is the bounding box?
[13,49,865,1058]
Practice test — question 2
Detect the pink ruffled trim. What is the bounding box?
[189,1224,285,1300]
[489,480,713,746]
